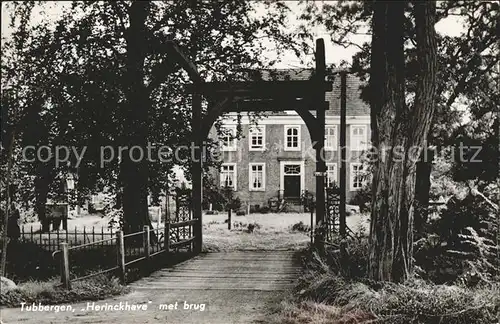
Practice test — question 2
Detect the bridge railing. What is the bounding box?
[52,219,199,289]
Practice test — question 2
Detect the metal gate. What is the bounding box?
[170,189,193,249]
[325,186,341,242]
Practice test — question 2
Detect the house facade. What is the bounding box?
[209,69,371,209]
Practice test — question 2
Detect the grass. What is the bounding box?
[271,246,500,324]
[0,275,129,308]
[268,300,374,324]
[5,211,370,307]
[202,212,369,252]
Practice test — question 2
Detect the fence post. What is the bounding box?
[116,231,126,284]
[60,243,71,289]
[227,209,232,230]
[143,225,150,260]
[164,222,171,253]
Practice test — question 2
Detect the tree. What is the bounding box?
[299,0,497,281]
[2,1,299,238]
[1,2,58,274]
[368,0,438,282]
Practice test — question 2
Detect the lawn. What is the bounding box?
[19,212,371,252]
[202,212,370,251]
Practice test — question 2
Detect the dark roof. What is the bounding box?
[239,69,370,116]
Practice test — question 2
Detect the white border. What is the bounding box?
[350,162,363,191]
[350,125,368,151]
[279,160,305,196]
[248,162,266,191]
[220,162,237,191]
[248,125,266,151]
[325,125,338,151]
[283,125,301,151]
[221,125,237,151]
[326,162,338,187]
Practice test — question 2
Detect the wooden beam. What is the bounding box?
[339,72,347,241]
[227,99,329,112]
[295,108,321,143]
[314,38,327,246]
[166,40,201,83]
[186,80,332,97]
[192,85,203,254]
[201,97,233,138]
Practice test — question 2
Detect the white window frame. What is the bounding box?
[279,160,305,195]
[221,125,237,151]
[350,163,365,191]
[325,125,338,151]
[249,125,266,151]
[350,125,368,151]
[326,163,338,188]
[284,125,301,151]
[220,163,237,190]
[249,163,266,191]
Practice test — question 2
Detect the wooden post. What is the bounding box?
[339,72,348,264]
[227,209,232,230]
[143,225,150,260]
[116,231,126,284]
[60,242,71,289]
[192,87,203,254]
[310,205,314,244]
[314,38,327,246]
[164,222,171,252]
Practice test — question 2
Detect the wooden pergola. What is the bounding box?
[168,38,347,253]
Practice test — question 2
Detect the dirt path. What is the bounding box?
[1,251,300,324]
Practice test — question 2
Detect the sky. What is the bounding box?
[1,1,466,68]
[1,1,469,183]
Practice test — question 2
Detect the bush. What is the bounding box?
[291,221,311,233]
[258,206,270,214]
[293,244,500,324]
[415,192,500,284]
[348,184,371,213]
[0,275,128,307]
[236,210,245,216]
[247,222,261,233]
[2,241,59,282]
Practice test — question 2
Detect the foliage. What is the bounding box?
[290,244,500,324]
[258,206,270,214]
[246,222,261,233]
[291,221,311,233]
[0,275,128,307]
[202,175,227,211]
[414,190,499,284]
[348,183,371,213]
[1,0,300,231]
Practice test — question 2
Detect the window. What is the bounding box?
[249,125,265,151]
[220,163,237,190]
[325,126,338,150]
[350,163,365,191]
[284,125,300,151]
[326,163,337,188]
[350,125,368,151]
[249,163,265,191]
[221,126,237,151]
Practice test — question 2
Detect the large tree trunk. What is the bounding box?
[1,131,16,276]
[414,148,434,237]
[121,1,153,239]
[34,163,54,232]
[368,0,437,282]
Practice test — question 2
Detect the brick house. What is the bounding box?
[208,69,370,209]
